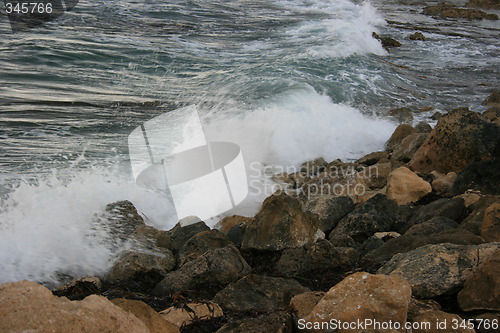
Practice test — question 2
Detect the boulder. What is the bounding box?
[159,302,223,329]
[355,151,389,166]
[467,0,500,9]
[405,216,459,236]
[482,89,500,105]
[412,310,475,333]
[241,192,319,251]
[460,196,499,235]
[131,225,173,251]
[111,298,180,333]
[217,215,251,234]
[304,272,412,333]
[213,274,310,312]
[390,133,428,164]
[377,243,500,298]
[452,159,500,195]
[216,312,293,333]
[177,230,232,266]
[165,219,210,252]
[365,161,391,190]
[0,281,150,333]
[387,107,414,123]
[305,195,355,232]
[154,245,251,296]
[330,194,400,243]
[432,171,457,194]
[372,32,402,48]
[329,234,358,248]
[415,122,432,133]
[106,250,176,290]
[481,202,500,242]
[408,108,500,173]
[289,291,325,320]
[457,249,500,311]
[385,124,416,152]
[386,167,432,205]
[423,3,498,20]
[276,239,359,276]
[409,32,426,41]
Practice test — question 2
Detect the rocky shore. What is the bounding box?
[1,88,499,332]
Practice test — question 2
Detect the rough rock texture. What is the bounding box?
[355,151,389,166]
[467,0,500,10]
[457,249,500,311]
[330,194,400,243]
[216,312,293,333]
[178,229,232,266]
[217,215,251,234]
[304,272,412,333]
[405,217,459,236]
[0,281,150,333]
[453,159,500,195]
[154,245,251,296]
[481,202,500,242]
[408,108,500,173]
[213,274,310,312]
[423,3,498,20]
[53,276,103,300]
[377,243,500,298]
[111,298,180,333]
[242,192,319,251]
[276,239,359,276]
[305,195,355,232]
[131,225,173,250]
[159,302,223,328]
[165,220,210,252]
[412,310,475,333]
[386,167,432,205]
[289,291,325,319]
[385,124,416,152]
[390,133,428,164]
[106,250,176,290]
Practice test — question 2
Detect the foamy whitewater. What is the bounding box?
[1,0,499,284]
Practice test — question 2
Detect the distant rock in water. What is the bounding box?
[372,32,401,48]
[409,31,426,41]
[423,3,499,20]
[466,0,500,10]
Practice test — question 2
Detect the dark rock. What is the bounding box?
[226,223,246,248]
[355,151,390,166]
[289,291,326,319]
[165,219,210,252]
[423,3,498,20]
[131,225,173,251]
[431,111,443,120]
[328,234,358,248]
[465,313,500,333]
[329,194,400,243]
[305,195,355,232]
[360,236,385,255]
[452,159,500,195]
[217,215,251,234]
[409,108,500,173]
[153,245,251,296]
[482,89,500,106]
[275,239,359,276]
[407,298,442,322]
[415,122,432,133]
[241,192,319,251]
[385,124,416,152]
[405,216,459,236]
[460,195,499,235]
[178,230,232,266]
[372,32,401,48]
[387,107,414,123]
[481,202,500,242]
[467,0,500,10]
[409,32,426,41]
[213,274,310,312]
[53,277,102,300]
[216,311,293,333]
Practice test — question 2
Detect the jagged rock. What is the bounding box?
[330,194,400,243]
[387,107,414,123]
[106,250,176,290]
[408,108,500,173]
[481,202,500,242]
[385,124,416,152]
[409,32,426,40]
[305,195,355,232]
[216,312,293,333]
[276,239,359,276]
[304,272,412,333]
[159,302,223,329]
[217,215,251,234]
[423,3,498,20]
[460,195,499,235]
[289,291,325,320]
[386,167,432,205]
[412,310,475,333]
[241,192,319,251]
[377,243,500,298]
[391,133,428,164]
[111,298,180,333]
[165,219,210,252]
[467,0,500,10]
[0,281,150,332]
[355,151,390,166]
[154,245,251,296]
[452,159,500,195]
[178,230,232,266]
[300,157,328,176]
[214,274,310,312]
[458,249,500,311]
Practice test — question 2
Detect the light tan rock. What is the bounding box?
[412,310,475,333]
[432,171,457,194]
[0,281,149,333]
[160,302,223,328]
[481,202,500,242]
[458,193,482,208]
[304,272,412,332]
[386,167,432,205]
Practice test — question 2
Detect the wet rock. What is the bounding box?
[391,133,428,164]
[289,291,325,320]
[217,215,251,234]
[330,194,400,243]
[458,249,500,311]
[432,171,457,194]
[111,298,180,333]
[372,32,402,48]
[216,311,293,333]
[412,310,475,333]
[386,167,432,205]
[276,239,359,276]
[106,250,176,290]
[305,195,355,232]
[481,202,500,242]
[130,225,173,251]
[355,151,390,166]
[385,124,416,152]
[377,243,500,298]
[432,111,443,120]
[423,3,498,20]
[300,157,328,176]
[405,217,458,236]
[154,245,251,296]
[0,281,149,333]
[387,107,414,123]
[242,192,319,251]
[304,272,412,333]
[53,276,102,300]
[482,89,500,105]
[178,230,232,266]
[409,32,426,41]
[159,302,223,329]
[460,196,499,235]
[452,159,500,195]
[165,219,210,252]
[213,274,310,312]
[415,122,432,133]
[408,108,500,173]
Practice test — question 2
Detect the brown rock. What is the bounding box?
[458,249,500,311]
[159,302,223,329]
[460,196,499,235]
[408,108,500,173]
[386,167,432,205]
[216,311,293,333]
[482,89,500,106]
[423,3,498,20]
[481,202,500,242]
[387,107,414,123]
[432,171,458,194]
[304,272,412,333]
[409,32,426,41]
[407,298,442,322]
[0,281,149,333]
[178,229,232,266]
[412,310,475,333]
[356,151,390,166]
[385,124,416,152]
[365,161,392,190]
[391,133,428,164]
[300,157,328,176]
[467,0,500,10]
[111,298,180,333]
[289,291,325,319]
[217,215,251,234]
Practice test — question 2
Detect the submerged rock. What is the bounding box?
[372,32,402,48]
[409,32,426,40]
[467,0,500,10]
[423,3,498,20]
